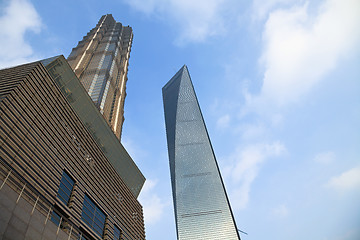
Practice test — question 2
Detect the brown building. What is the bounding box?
[67,14,133,140]
[0,56,145,240]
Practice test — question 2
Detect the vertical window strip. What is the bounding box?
[114,225,121,240]
[81,194,106,237]
[57,171,75,205]
[99,80,111,114]
[88,71,99,96]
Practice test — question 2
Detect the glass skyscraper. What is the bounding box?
[67,14,132,140]
[162,65,240,240]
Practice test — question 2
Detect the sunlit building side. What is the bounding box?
[162,65,240,240]
[67,14,132,140]
[0,56,145,240]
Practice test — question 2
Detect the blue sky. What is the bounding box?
[1,0,360,239]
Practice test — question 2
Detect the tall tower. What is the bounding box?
[162,65,240,240]
[67,14,132,140]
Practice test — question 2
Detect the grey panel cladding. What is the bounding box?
[162,65,241,240]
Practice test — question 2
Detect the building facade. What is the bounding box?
[162,65,240,240]
[0,56,145,240]
[67,14,132,140]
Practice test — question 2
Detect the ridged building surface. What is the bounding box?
[162,66,240,240]
[67,14,132,140]
[0,56,145,240]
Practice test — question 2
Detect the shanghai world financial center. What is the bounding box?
[163,66,240,240]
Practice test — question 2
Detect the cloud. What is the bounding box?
[0,0,42,68]
[252,0,299,21]
[252,0,298,21]
[122,0,228,44]
[314,151,336,164]
[226,141,286,210]
[217,114,230,129]
[138,179,168,225]
[327,167,360,192]
[237,122,266,140]
[272,204,289,217]
[251,0,360,108]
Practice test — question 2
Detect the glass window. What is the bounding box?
[51,211,61,226]
[82,194,106,237]
[101,55,112,70]
[114,225,122,240]
[108,43,116,52]
[57,171,75,205]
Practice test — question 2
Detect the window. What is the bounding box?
[108,43,116,52]
[100,55,113,70]
[114,225,122,240]
[57,171,75,205]
[82,194,106,237]
[51,211,62,226]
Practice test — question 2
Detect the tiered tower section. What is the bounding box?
[67,14,132,140]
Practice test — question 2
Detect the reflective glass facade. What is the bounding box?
[163,66,240,240]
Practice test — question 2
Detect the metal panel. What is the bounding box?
[163,65,240,240]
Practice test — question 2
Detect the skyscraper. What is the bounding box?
[67,14,132,140]
[0,56,145,240]
[162,66,240,240]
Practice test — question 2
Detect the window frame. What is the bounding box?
[81,193,106,238]
[113,225,122,240]
[57,170,75,205]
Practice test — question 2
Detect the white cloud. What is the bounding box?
[314,151,336,164]
[252,0,298,21]
[226,141,286,210]
[251,0,360,107]
[237,122,266,140]
[138,179,168,225]
[270,113,283,127]
[217,114,230,129]
[327,167,360,192]
[122,0,228,44]
[272,204,289,217]
[0,0,42,68]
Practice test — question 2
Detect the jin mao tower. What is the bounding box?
[162,65,240,240]
[67,14,132,140]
